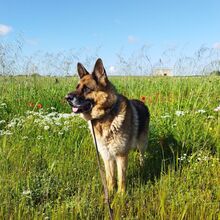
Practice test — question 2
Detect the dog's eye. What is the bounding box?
[83,86,92,94]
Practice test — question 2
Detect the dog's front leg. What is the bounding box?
[103,159,116,192]
[116,155,128,193]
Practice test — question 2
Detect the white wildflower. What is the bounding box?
[43,117,52,124]
[79,125,87,129]
[161,113,171,119]
[27,115,34,120]
[207,115,215,119]
[47,112,57,117]
[178,153,187,161]
[178,156,185,161]
[32,112,39,116]
[37,135,43,140]
[22,190,31,195]
[63,126,69,131]
[25,110,33,115]
[0,120,6,124]
[34,119,41,124]
[196,109,206,114]
[58,113,74,119]
[55,122,62,126]
[7,121,16,128]
[58,131,64,135]
[175,110,185,116]
[51,107,56,111]
[4,130,13,135]
[64,121,70,125]
[203,156,209,161]
[214,106,220,112]
[44,125,50,131]
[17,119,25,127]
[38,109,44,114]
[1,103,7,107]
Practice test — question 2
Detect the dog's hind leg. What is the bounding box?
[137,131,149,167]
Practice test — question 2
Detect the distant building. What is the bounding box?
[153,68,173,76]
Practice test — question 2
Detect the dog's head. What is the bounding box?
[66,58,117,120]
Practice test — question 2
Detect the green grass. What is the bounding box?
[0,75,220,219]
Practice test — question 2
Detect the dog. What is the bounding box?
[66,58,150,192]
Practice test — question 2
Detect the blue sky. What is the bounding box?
[0,0,220,73]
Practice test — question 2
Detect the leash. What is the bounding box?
[89,120,114,220]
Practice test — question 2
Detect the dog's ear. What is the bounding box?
[77,62,89,79]
[92,58,108,86]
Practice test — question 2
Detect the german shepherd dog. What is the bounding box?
[66,58,150,192]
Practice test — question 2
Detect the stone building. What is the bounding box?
[152,68,173,76]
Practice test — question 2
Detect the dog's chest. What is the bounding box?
[88,111,135,160]
[96,132,129,160]
[89,126,125,160]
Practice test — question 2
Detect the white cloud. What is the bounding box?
[128,35,137,44]
[0,24,12,36]
[213,42,220,49]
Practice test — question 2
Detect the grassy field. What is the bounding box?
[0,75,219,219]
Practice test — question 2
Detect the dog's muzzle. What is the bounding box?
[65,93,93,114]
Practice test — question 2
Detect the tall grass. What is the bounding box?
[0,76,219,219]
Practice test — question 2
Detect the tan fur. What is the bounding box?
[67,59,150,193]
